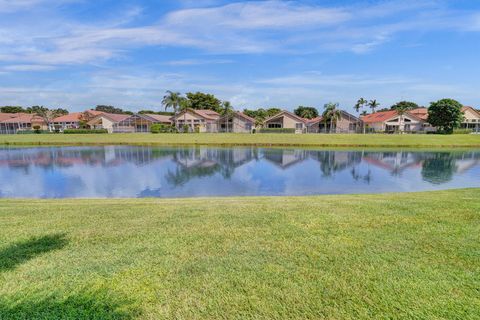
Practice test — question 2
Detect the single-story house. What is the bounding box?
[51,110,104,132]
[218,111,255,133]
[171,109,220,133]
[361,109,428,133]
[0,113,47,134]
[306,111,361,133]
[264,110,306,134]
[461,106,480,132]
[111,114,172,133]
[87,113,132,133]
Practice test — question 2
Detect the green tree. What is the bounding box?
[390,101,419,111]
[95,105,126,114]
[354,98,367,114]
[28,106,66,131]
[368,99,380,113]
[428,99,464,134]
[221,101,234,132]
[294,106,318,119]
[266,108,281,117]
[0,106,26,113]
[322,103,342,133]
[186,92,222,113]
[162,91,185,129]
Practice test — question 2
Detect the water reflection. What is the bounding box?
[0,146,479,198]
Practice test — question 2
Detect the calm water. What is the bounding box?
[0,146,479,198]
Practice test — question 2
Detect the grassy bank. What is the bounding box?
[0,189,479,319]
[1,133,480,148]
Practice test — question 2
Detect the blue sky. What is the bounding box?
[1,0,479,112]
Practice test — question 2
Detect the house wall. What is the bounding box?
[91,116,115,133]
[220,116,253,133]
[173,111,217,132]
[265,114,305,133]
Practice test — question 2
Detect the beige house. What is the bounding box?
[51,110,104,132]
[361,110,428,133]
[306,111,361,133]
[171,109,220,133]
[264,110,306,133]
[218,111,255,133]
[461,106,480,132]
[87,113,131,133]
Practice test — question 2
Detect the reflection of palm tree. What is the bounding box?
[421,153,457,185]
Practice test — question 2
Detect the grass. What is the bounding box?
[1,133,480,148]
[0,189,479,319]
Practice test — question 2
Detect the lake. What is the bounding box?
[0,146,479,198]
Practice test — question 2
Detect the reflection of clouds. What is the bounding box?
[0,146,479,198]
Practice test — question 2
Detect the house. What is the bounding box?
[171,109,220,133]
[361,109,428,133]
[218,111,255,133]
[0,113,47,134]
[87,113,132,133]
[51,110,104,132]
[306,111,361,133]
[263,110,306,133]
[112,114,173,133]
[461,106,480,132]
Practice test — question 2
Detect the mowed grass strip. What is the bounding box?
[0,189,479,319]
[1,133,480,148]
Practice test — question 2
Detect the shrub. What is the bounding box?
[453,128,473,134]
[63,129,108,134]
[258,128,296,134]
[151,124,177,133]
[17,130,51,134]
[182,124,190,133]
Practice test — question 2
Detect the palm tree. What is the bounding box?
[354,98,367,114]
[368,99,380,113]
[178,98,190,132]
[395,104,409,134]
[162,91,183,129]
[322,103,342,133]
[221,101,234,133]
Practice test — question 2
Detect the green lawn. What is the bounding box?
[1,133,480,148]
[0,189,479,319]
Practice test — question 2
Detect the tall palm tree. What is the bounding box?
[395,104,409,134]
[368,99,380,113]
[322,103,342,133]
[178,98,190,132]
[162,91,183,129]
[221,101,234,133]
[354,98,367,114]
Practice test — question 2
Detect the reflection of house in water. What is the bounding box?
[262,149,307,168]
[0,146,176,171]
[167,147,255,186]
[454,152,480,173]
[307,151,362,176]
[363,152,423,175]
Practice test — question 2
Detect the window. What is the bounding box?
[295,123,303,130]
[349,123,356,131]
[268,123,282,128]
[245,123,252,130]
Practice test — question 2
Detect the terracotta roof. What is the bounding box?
[0,113,29,122]
[1,113,45,124]
[264,110,307,123]
[193,109,220,120]
[53,112,83,122]
[235,111,256,122]
[87,110,104,116]
[408,108,428,120]
[144,114,172,123]
[102,113,131,122]
[361,110,398,123]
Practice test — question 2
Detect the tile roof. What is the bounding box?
[53,112,83,122]
[1,113,45,124]
[408,108,428,120]
[264,110,307,123]
[144,114,172,123]
[361,110,398,123]
[193,109,220,120]
[0,113,29,122]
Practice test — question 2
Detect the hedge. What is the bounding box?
[63,129,108,134]
[453,128,473,134]
[258,128,296,134]
[151,124,178,133]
